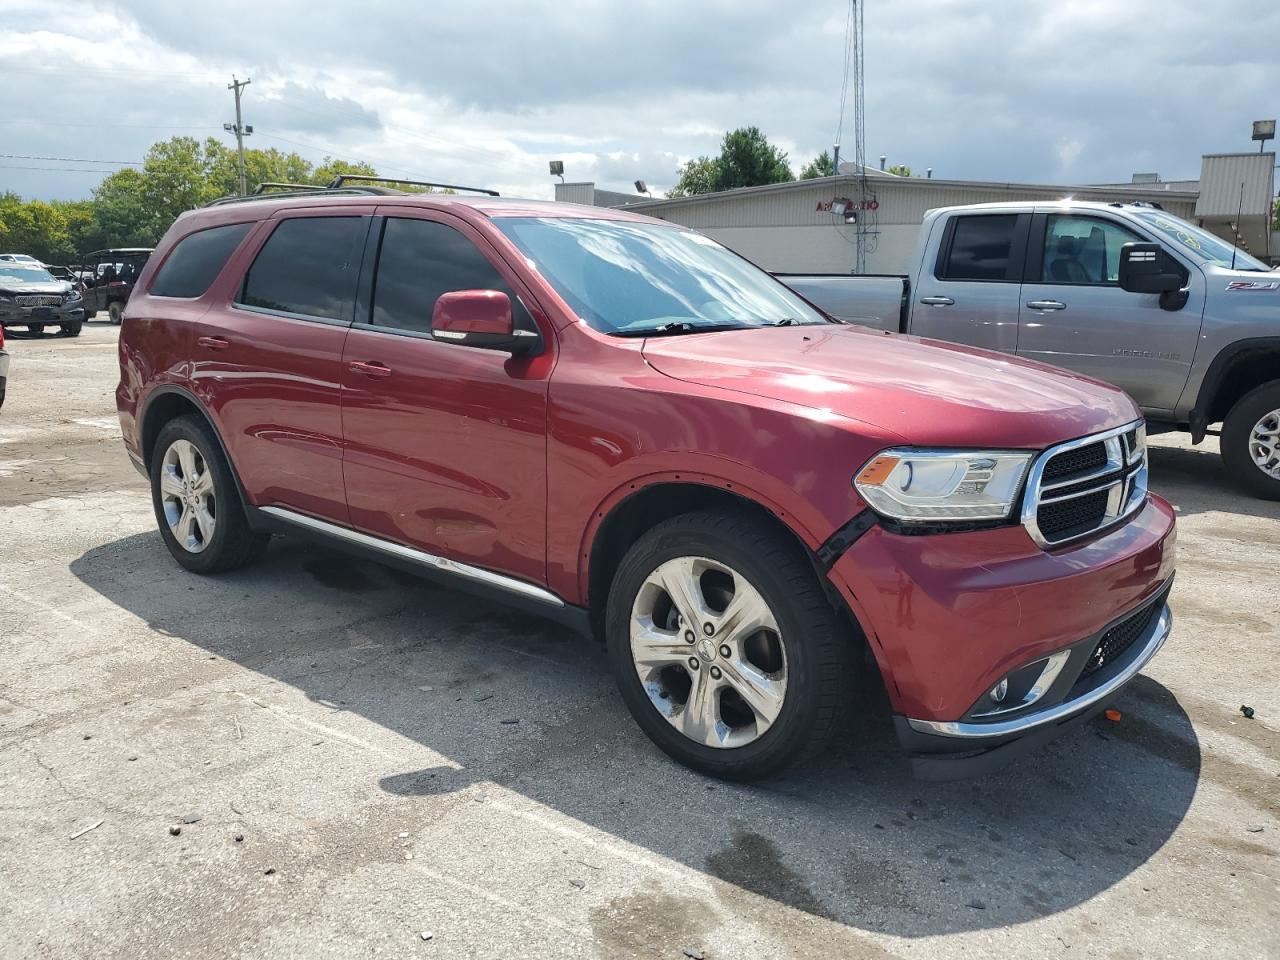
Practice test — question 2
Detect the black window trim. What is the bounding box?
[148,221,255,301]
[933,212,1031,284]
[231,213,372,326]
[348,211,545,354]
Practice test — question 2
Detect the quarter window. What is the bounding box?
[237,216,366,321]
[151,223,252,298]
[370,217,532,335]
[941,215,1018,281]
[1041,215,1143,285]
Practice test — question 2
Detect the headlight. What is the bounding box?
[0,295,12,303]
[854,449,1033,522]
[66,289,83,302]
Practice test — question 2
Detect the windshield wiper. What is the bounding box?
[613,321,748,338]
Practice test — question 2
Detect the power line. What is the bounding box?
[0,153,142,165]
[0,164,118,173]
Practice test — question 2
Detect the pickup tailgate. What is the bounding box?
[776,274,908,332]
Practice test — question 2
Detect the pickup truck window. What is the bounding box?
[494,217,828,336]
[939,215,1018,282]
[1041,215,1141,285]
[237,216,366,322]
[1134,210,1270,271]
[370,217,534,335]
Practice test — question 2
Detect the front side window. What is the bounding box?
[940,215,1017,281]
[237,216,366,321]
[151,223,252,298]
[1041,215,1142,285]
[493,217,828,336]
[370,218,532,334]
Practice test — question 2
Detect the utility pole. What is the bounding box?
[224,75,252,196]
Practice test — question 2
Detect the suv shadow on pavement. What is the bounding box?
[1147,440,1280,521]
[70,531,1200,940]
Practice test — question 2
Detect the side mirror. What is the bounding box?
[1118,242,1185,294]
[431,290,539,354]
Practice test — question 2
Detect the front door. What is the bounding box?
[339,211,552,586]
[1015,212,1203,414]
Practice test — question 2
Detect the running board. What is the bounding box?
[259,506,565,608]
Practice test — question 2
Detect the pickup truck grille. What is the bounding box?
[15,295,63,307]
[1023,423,1148,548]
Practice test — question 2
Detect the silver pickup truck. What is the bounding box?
[781,200,1280,498]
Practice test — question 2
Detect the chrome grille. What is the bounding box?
[1022,421,1148,548]
[15,294,63,307]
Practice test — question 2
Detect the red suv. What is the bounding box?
[117,188,1176,780]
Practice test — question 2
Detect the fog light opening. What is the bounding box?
[989,678,1009,704]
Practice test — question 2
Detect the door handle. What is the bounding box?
[919,296,955,306]
[349,360,393,379]
[1026,300,1067,311]
[197,336,231,350]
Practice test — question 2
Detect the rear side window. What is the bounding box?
[237,216,366,321]
[940,215,1017,281]
[151,223,252,298]
[369,217,533,335]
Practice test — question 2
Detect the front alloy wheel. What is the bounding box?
[1222,381,1280,500]
[630,556,787,749]
[159,438,216,553]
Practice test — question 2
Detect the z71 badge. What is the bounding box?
[1226,280,1280,292]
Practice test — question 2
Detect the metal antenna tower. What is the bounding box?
[851,0,868,272]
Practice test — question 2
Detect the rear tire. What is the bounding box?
[108,302,123,325]
[605,510,855,780]
[150,415,270,574]
[1222,381,1280,500]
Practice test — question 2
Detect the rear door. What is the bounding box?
[1015,211,1201,412]
[910,212,1029,353]
[191,209,372,522]
[339,210,552,585]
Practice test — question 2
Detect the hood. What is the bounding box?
[0,281,69,295]
[642,325,1140,449]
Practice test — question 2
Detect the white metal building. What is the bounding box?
[557,152,1274,273]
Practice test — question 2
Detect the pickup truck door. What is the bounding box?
[339,211,552,587]
[909,212,1029,353]
[1015,212,1203,413]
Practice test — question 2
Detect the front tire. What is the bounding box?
[108,302,123,325]
[61,321,82,337]
[150,415,270,573]
[605,510,854,780]
[1221,381,1280,500]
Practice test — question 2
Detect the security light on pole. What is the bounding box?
[549,160,564,183]
[1253,120,1276,153]
[634,180,650,197]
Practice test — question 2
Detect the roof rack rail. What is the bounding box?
[204,186,396,207]
[328,173,500,196]
[1108,200,1165,210]
[252,182,328,195]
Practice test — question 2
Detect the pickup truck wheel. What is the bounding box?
[1222,382,1280,500]
[150,415,270,573]
[108,302,123,325]
[605,510,853,780]
[61,321,82,338]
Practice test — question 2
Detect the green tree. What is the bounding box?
[0,192,99,263]
[668,156,719,198]
[799,150,835,179]
[713,126,794,191]
[887,163,913,177]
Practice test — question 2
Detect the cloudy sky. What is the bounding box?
[3,0,1277,202]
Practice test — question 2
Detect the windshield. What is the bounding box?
[0,264,56,285]
[494,217,829,335]
[1135,211,1270,272]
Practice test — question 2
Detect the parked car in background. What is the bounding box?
[82,248,153,324]
[0,261,86,337]
[782,201,1280,498]
[0,253,43,265]
[117,186,1175,781]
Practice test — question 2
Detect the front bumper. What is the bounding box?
[0,303,85,326]
[825,493,1177,777]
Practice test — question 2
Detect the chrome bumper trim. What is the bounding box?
[906,603,1171,739]
[260,505,565,608]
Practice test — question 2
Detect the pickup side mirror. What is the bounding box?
[431,289,539,355]
[1118,242,1185,294]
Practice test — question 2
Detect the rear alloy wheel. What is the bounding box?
[606,511,853,780]
[150,415,270,573]
[1222,382,1280,500]
[108,302,123,325]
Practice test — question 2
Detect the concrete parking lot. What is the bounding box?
[1,323,1276,959]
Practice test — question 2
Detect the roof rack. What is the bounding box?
[328,174,500,196]
[1108,200,1165,210]
[252,182,328,195]
[204,185,401,207]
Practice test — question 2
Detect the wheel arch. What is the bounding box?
[139,385,251,507]
[1191,337,1280,442]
